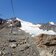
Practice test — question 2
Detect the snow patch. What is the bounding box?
[36,24,41,27]
[16,18,22,21]
[49,22,55,25]
[30,24,41,28]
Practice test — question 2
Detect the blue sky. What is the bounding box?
[0,0,56,23]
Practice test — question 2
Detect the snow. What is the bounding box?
[49,22,55,25]
[17,18,56,37]
[21,23,56,37]
[30,24,41,28]
[16,18,22,21]
[42,30,56,35]
[36,24,41,27]
[8,18,56,37]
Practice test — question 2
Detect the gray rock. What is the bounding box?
[9,43,17,48]
[19,43,30,51]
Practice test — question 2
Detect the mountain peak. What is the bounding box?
[49,22,55,25]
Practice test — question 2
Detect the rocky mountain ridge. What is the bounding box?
[0,17,56,56]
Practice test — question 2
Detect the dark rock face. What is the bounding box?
[0,18,6,25]
[13,20,21,27]
[9,17,22,27]
[6,17,22,29]
[0,18,7,29]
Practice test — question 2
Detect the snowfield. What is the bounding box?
[8,18,56,37]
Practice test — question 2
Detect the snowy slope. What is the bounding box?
[15,18,56,37]
[8,18,56,37]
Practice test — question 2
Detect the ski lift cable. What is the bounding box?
[11,0,15,17]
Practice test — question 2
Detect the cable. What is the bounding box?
[11,0,15,17]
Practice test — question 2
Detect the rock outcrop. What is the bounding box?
[40,23,56,32]
[0,27,39,56]
[33,34,56,56]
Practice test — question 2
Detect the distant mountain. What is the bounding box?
[40,22,56,32]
